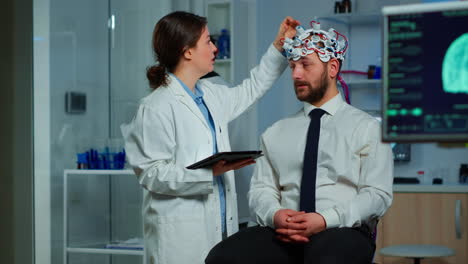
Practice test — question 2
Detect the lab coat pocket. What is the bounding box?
[156,214,209,263]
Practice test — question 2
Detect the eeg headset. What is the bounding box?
[282,21,351,104]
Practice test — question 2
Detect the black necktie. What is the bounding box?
[300,108,326,213]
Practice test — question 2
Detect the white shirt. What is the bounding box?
[248,93,394,229]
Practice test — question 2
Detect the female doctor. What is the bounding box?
[121,11,299,264]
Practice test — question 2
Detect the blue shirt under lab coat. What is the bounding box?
[171,73,227,235]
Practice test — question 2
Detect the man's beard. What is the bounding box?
[294,71,329,104]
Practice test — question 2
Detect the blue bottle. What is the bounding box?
[217,29,230,59]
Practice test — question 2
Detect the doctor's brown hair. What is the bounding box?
[146,11,207,89]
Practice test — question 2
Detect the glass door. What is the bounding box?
[34,0,172,263]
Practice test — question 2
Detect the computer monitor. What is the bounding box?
[382,1,468,142]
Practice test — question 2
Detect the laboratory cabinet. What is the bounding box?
[375,192,468,264]
[206,0,234,83]
[63,169,145,264]
[205,0,250,86]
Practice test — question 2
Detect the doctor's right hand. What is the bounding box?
[273,16,300,52]
[212,159,255,176]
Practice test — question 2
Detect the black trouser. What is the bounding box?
[205,226,375,264]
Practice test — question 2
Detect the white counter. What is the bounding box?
[393,184,468,193]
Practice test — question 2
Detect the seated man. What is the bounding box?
[205,21,394,264]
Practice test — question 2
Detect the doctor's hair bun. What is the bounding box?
[147,64,168,90]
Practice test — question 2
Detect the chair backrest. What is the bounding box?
[371,223,378,263]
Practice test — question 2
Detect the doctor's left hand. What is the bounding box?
[212,158,256,176]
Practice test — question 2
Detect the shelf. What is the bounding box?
[207,0,233,84]
[64,169,134,175]
[339,79,381,87]
[317,12,381,25]
[207,0,230,5]
[215,58,231,64]
[67,245,144,256]
[207,1,231,35]
[346,79,381,85]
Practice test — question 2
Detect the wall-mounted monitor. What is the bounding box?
[382,1,468,142]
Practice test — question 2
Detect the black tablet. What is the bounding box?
[186,151,263,170]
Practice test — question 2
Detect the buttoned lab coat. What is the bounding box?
[121,45,287,264]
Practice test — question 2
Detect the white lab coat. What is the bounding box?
[121,44,287,264]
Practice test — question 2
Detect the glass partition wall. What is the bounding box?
[34,0,171,263]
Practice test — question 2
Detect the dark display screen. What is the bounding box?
[383,4,468,142]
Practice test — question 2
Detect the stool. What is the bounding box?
[379,244,455,264]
